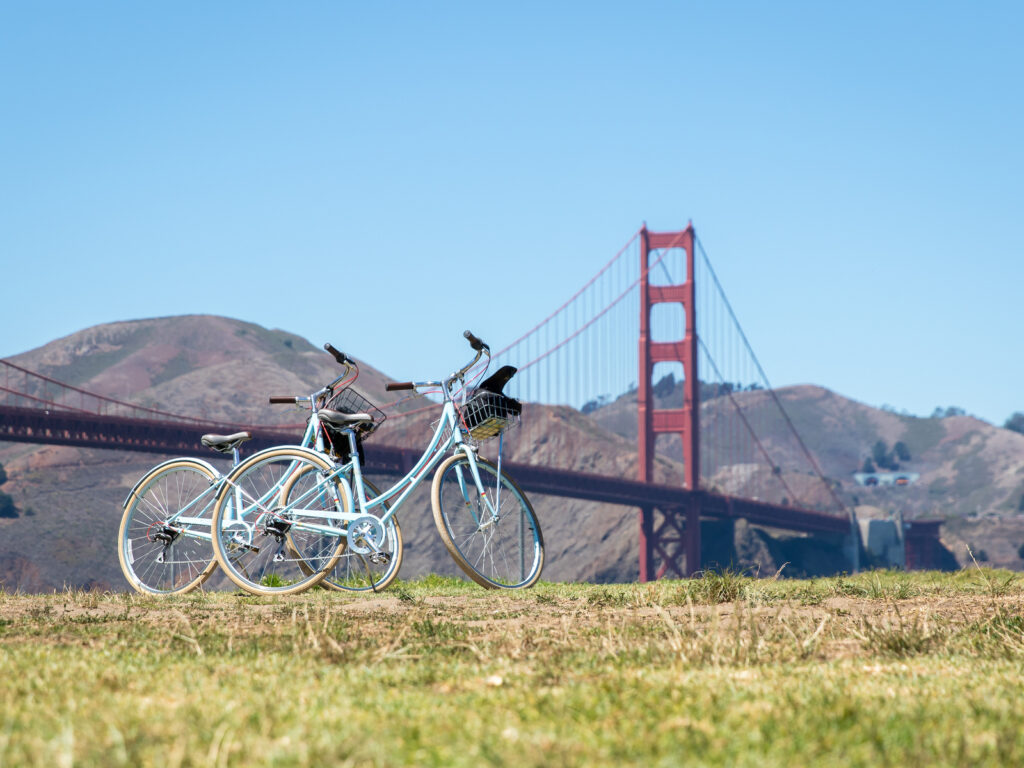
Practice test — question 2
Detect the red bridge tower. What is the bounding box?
[637,223,701,580]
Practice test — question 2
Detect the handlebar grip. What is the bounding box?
[269,396,297,404]
[386,382,415,391]
[323,343,350,365]
[463,330,489,352]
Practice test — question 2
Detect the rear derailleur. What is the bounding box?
[262,515,292,542]
[152,526,180,563]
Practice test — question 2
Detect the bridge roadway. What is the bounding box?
[1,404,851,535]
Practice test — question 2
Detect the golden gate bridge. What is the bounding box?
[0,224,943,576]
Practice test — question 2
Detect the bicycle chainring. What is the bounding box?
[346,515,386,556]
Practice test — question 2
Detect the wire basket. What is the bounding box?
[460,392,521,440]
[323,386,386,439]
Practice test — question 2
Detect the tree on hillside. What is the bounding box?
[871,440,900,471]
[653,373,676,398]
[0,462,17,519]
[1004,412,1024,435]
[893,441,911,462]
[872,440,888,467]
[931,405,966,419]
[861,457,877,474]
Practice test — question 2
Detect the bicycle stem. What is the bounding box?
[444,348,487,400]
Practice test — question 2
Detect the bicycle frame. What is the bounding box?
[348,397,473,525]
[128,365,351,546]
[212,391,360,541]
[258,398,470,538]
[256,352,504,544]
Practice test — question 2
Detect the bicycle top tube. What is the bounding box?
[345,332,494,523]
[265,332,493,528]
[347,399,467,522]
[267,346,364,454]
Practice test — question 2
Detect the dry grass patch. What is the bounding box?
[2,571,1024,766]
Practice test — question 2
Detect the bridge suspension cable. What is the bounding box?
[693,236,847,515]
[2,225,849,521]
[0,359,218,424]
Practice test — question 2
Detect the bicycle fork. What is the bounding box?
[454,448,499,531]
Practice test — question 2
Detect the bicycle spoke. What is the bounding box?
[118,461,218,595]
[212,449,347,595]
[432,455,543,589]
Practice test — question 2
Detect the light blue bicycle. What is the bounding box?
[210,331,545,595]
[118,432,253,595]
[117,344,401,595]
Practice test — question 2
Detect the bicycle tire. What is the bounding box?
[321,478,403,593]
[431,454,544,589]
[280,471,403,593]
[211,447,347,596]
[118,458,220,595]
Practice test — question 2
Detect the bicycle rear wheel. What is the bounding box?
[118,459,219,595]
[279,470,403,593]
[431,454,544,589]
[321,478,403,593]
[211,448,347,596]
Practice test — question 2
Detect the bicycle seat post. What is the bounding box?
[345,429,367,513]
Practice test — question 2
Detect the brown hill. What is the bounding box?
[590,379,1024,524]
[12,315,399,426]
[0,315,668,590]
[2,315,1023,590]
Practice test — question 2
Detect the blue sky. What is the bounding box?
[1,2,1022,425]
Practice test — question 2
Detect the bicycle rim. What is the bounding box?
[212,448,347,596]
[431,454,544,589]
[320,479,403,592]
[118,459,219,595]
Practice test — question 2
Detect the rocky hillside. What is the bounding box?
[2,315,1023,590]
[590,378,1024,524]
[10,315,399,426]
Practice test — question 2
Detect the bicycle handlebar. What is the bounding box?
[383,332,491,398]
[269,344,357,407]
[463,330,488,352]
[323,343,350,365]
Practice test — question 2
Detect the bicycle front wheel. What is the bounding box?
[211,448,348,596]
[431,454,544,589]
[118,459,219,595]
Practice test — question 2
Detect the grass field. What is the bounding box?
[3,570,1024,767]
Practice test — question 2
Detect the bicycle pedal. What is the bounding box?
[272,552,285,563]
[368,552,391,565]
[230,537,260,554]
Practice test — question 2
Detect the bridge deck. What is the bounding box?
[1,404,850,535]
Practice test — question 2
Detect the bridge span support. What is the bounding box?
[637,224,701,579]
